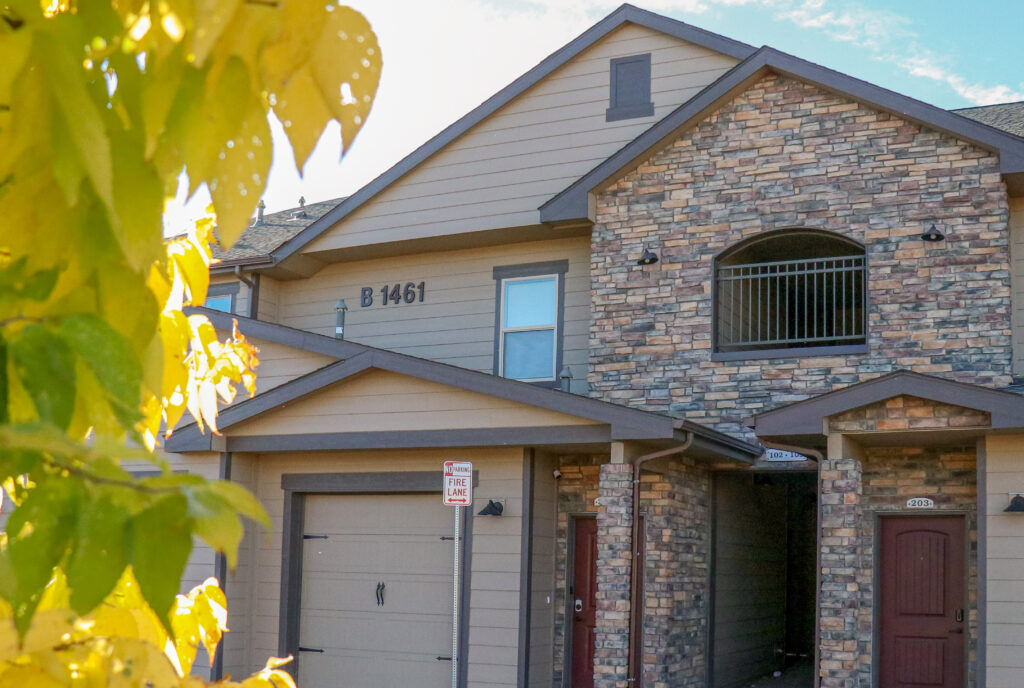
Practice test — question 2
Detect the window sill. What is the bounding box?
[711,343,868,362]
[606,102,654,122]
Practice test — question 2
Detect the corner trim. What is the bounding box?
[517,450,535,688]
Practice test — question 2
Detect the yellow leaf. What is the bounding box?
[310,5,382,151]
[190,0,244,66]
[272,66,333,173]
[208,102,272,247]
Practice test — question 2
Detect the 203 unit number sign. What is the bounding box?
[360,282,426,307]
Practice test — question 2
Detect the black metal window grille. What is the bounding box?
[716,254,866,352]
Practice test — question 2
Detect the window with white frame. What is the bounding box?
[493,261,567,384]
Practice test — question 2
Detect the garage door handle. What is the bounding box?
[298,647,324,654]
[436,656,452,661]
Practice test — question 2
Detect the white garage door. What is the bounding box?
[298,493,455,688]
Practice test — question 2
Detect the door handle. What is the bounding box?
[574,599,583,613]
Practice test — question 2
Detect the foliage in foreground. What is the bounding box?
[0,0,381,685]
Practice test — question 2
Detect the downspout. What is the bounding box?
[627,432,694,685]
[233,266,259,319]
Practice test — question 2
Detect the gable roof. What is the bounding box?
[954,101,1024,139]
[171,308,760,461]
[752,370,1024,439]
[208,197,344,271]
[257,4,755,268]
[541,46,1024,223]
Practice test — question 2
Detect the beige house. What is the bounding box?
[166,5,1024,688]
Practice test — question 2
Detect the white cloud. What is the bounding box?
[901,53,1024,106]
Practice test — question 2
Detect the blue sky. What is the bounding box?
[163,0,1024,234]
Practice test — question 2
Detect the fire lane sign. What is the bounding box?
[443,461,473,506]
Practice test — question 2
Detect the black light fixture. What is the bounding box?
[921,224,945,242]
[1005,494,1024,513]
[637,248,659,265]
[335,299,348,339]
[478,500,504,516]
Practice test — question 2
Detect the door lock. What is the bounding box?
[574,599,583,613]
[955,608,964,623]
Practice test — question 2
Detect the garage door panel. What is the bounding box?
[300,649,451,687]
[298,493,456,688]
[304,494,452,534]
[301,610,451,653]
[303,535,451,573]
[301,575,453,615]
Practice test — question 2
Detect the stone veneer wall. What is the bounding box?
[637,459,712,688]
[820,398,981,688]
[552,457,713,688]
[590,74,1011,441]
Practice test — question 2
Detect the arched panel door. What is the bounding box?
[879,516,966,688]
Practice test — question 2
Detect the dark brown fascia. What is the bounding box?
[540,46,1024,224]
[752,370,1024,438]
[261,4,755,270]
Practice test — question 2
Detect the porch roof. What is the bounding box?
[751,370,1024,446]
[168,309,761,462]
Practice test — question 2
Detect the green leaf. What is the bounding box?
[59,313,143,424]
[6,476,80,636]
[109,127,165,271]
[210,480,270,529]
[184,485,243,568]
[65,493,130,615]
[0,335,7,426]
[130,494,192,628]
[208,100,271,247]
[10,324,76,430]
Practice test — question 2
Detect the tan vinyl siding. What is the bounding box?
[982,434,1024,687]
[256,275,281,323]
[304,24,739,252]
[1010,198,1024,375]
[221,448,526,688]
[274,237,592,391]
[230,369,600,437]
[243,337,335,397]
[223,453,259,679]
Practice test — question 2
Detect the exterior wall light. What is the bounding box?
[637,248,659,265]
[921,224,945,242]
[335,299,347,339]
[1005,493,1024,513]
[478,500,504,516]
[559,366,573,392]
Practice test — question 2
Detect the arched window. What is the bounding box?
[714,230,866,358]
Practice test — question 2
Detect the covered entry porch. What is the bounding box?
[750,370,1024,688]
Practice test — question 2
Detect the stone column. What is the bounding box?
[818,454,863,688]
[593,462,633,688]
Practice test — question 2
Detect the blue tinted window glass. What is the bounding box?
[504,277,556,328]
[204,295,232,313]
[503,330,555,380]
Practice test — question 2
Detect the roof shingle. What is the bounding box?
[212,197,344,263]
[953,101,1024,139]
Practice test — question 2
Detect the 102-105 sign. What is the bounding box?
[361,282,426,307]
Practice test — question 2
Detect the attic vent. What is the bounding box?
[606,53,654,122]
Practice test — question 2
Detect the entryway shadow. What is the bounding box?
[743,659,813,688]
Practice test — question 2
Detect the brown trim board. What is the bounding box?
[517,450,535,688]
[752,370,1024,438]
[540,46,1024,224]
[277,471,476,685]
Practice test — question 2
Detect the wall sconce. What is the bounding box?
[478,500,504,516]
[559,366,573,392]
[637,248,659,265]
[335,299,348,339]
[1005,494,1024,513]
[920,224,945,242]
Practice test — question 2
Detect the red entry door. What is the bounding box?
[879,516,966,688]
[572,517,598,688]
